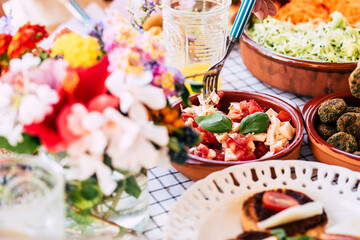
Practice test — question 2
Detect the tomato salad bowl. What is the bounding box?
[171,90,304,181]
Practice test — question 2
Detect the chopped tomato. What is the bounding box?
[254,142,269,158]
[248,99,264,114]
[181,113,198,127]
[225,135,256,161]
[213,149,225,161]
[194,144,209,158]
[277,110,291,122]
[198,127,220,147]
[320,234,360,240]
[262,191,300,212]
[217,91,225,99]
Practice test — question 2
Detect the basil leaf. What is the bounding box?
[240,112,269,134]
[195,112,232,133]
[181,87,191,108]
[287,236,315,240]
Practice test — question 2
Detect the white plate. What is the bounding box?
[164,160,360,240]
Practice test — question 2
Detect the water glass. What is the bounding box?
[163,0,231,83]
[0,155,64,239]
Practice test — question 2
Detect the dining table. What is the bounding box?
[144,44,314,240]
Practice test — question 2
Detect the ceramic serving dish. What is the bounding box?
[240,33,357,97]
[171,90,304,181]
[303,91,360,172]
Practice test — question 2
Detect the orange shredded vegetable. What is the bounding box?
[275,0,360,25]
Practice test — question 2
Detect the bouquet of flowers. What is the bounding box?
[0,8,200,235]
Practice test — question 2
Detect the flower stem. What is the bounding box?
[103,181,126,220]
[70,206,137,235]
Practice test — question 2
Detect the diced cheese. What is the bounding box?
[194,105,217,116]
[265,125,278,146]
[266,108,278,118]
[189,147,196,154]
[208,149,216,159]
[326,218,360,237]
[260,151,274,159]
[214,133,228,143]
[270,139,288,153]
[257,202,324,229]
[265,116,281,146]
[184,117,194,126]
[279,122,295,140]
[270,115,281,125]
[248,141,256,152]
[229,133,239,139]
[232,122,240,132]
[229,102,240,111]
[253,133,267,142]
[209,91,220,105]
[225,148,237,161]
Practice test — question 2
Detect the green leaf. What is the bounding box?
[240,112,269,134]
[181,87,191,107]
[187,80,204,93]
[70,179,102,210]
[195,112,232,133]
[0,134,40,154]
[270,228,287,240]
[67,208,95,226]
[125,176,141,199]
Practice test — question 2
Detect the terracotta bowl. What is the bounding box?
[303,91,360,172]
[240,33,357,97]
[171,90,304,181]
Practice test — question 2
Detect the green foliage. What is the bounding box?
[195,112,232,133]
[187,80,204,93]
[67,178,102,211]
[240,112,269,134]
[125,176,141,199]
[67,208,95,226]
[181,87,191,107]
[0,134,40,154]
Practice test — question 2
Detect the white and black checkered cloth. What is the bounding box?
[144,46,315,239]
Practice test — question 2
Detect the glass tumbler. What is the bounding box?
[0,155,64,239]
[163,0,231,88]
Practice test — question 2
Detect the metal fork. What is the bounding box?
[203,0,257,98]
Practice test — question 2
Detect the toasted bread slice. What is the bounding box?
[241,189,328,238]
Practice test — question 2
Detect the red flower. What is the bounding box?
[24,56,110,152]
[0,33,11,56]
[8,22,48,58]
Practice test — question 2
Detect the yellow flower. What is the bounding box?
[51,33,102,68]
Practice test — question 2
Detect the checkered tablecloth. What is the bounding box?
[143,45,316,239]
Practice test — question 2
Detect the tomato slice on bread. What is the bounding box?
[262,191,300,212]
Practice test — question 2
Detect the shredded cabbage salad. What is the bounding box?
[248,12,360,63]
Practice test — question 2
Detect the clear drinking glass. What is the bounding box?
[163,0,231,88]
[0,155,65,239]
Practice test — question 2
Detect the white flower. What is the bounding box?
[18,83,59,125]
[62,104,116,195]
[104,108,170,173]
[105,69,166,113]
[0,82,23,145]
[10,53,41,73]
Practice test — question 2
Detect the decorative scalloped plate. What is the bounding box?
[164,160,360,240]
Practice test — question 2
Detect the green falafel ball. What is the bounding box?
[349,67,360,99]
[316,123,337,140]
[347,106,360,113]
[327,132,358,153]
[318,98,347,123]
[337,112,360,139]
